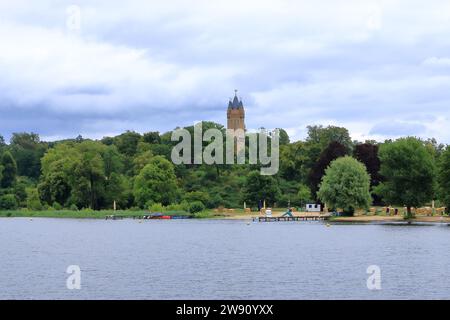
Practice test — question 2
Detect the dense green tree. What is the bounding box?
[148,144,172,159]
[71,141,106,209]
[101,136,114,146]
[10,132,47,179]
[39,141,124,209]
[0,194,18,210]
[354,142,383,205]
[102,146,124,178]
[277,179,302,207]
[13,179,28,207]
[27,188,43,211]
[242,170,281,207]
[0,151,17,188]
[38,169,71,206]
[104,173,132,209]
[279,141,308,181]
[374,137,436,218]
[437,146,450,211]
[317,156,372,215]
[277,128,290,145]
[143,131,161,144]
[189,201,206,214]
[10,132,40,147]
[424,138,445,159]
[39,143,76,206]
[297,184,313,209]
[133,156,179,207]
[305,125,353,153]
[184,191,211,207]
[133,150,154,174]
[114,131,142,157]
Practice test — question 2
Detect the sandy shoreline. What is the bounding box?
[220,211,450,224]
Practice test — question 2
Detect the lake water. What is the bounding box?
[0,218,449,299]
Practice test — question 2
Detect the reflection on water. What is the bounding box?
[0,218,449,299]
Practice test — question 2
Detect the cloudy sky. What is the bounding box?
[1,0,450,143]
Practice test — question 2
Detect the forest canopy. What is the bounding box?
[0,123,448,214]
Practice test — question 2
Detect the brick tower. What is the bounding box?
[227,90,245,131]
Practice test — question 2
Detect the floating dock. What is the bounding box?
[255,215,330,222]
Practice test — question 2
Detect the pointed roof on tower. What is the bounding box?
[229,89,243,109]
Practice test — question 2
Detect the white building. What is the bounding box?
[306,204,321,212]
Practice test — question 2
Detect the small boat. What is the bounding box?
[148,212,170,219]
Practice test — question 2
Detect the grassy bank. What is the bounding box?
[0,209,192,219]
[0,208,262,219]
[2,208,448,223]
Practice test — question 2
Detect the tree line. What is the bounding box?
[0,123,448,216]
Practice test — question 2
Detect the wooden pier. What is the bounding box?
[256,215,330,222]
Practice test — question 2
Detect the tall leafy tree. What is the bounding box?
[354,142,383,205]
[317,156,372,215]
[39,142,78,206]
[297,184,313,209]
[10,132,47,179]
[0,151,17,188]
[71,141,106,210]
[133,156,179,207]
[114,131,142,157]
[374,137,436,218]
[279,141,308,181]
[305,125,353,153]
[277,128,290,146]
[242,170,281,207]
[39,141,124,209]
[38,168,72,206]
[104,173,132,209]
[143,131,161,144]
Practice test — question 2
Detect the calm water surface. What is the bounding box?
[0,218,449,299]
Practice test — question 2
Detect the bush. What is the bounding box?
[184,191,210,205]
[69,204,78,211]
[0,194,18,210]
[149,202,164,212]
[27,188,43,211]
[53,202,63,210]
[188,201,205,214]
[166,203,184,211]
[179,200,190,212]
[206,194,223,209]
